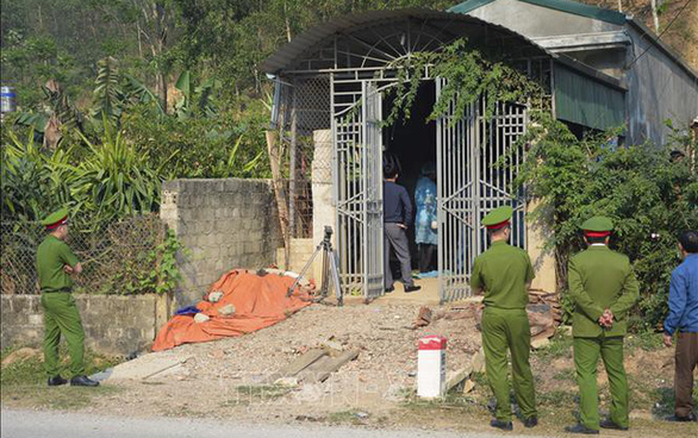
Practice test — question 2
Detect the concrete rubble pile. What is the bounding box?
[264,337,360,386]
[413,289,562,348]
[526,289,563,348]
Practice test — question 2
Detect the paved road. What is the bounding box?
[1,409,544,438]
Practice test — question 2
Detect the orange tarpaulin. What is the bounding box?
[152,269,312,352]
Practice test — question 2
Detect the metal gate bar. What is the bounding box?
[333,76,384,300]
[437,78,528,303]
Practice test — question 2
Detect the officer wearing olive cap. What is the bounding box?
[565,216,638,434]
[37,208,99,387]
[471,205,537,431]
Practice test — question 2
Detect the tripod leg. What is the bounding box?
[287,244,322,297]
[320,245,330,299]
[328,250,343,306]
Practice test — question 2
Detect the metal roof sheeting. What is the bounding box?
[450,0,626,24]
[555,63,625,130]
[259,8,552,74]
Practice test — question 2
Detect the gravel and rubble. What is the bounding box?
[88,302,482,422]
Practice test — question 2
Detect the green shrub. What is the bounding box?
[120,101,270,180]
[516,114,698,331]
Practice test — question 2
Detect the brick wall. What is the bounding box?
[0,295,161,356]
[160,178,281,307]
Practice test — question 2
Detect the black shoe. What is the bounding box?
[384,286,395,293]
[70,375,100,387]
[600,419,628,430]
[524,417,538,428]
[666,412,697,422]
[47,376,67,387]
[564,424,599,434]
[404,285,421,293]
[490,419,513,431]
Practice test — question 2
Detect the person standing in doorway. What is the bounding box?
[565,216,638,434]
[37,208,99,387]
[471,205,537,431]
[663,230,698,423]
[414,162,438,273]
[383,157,420,293]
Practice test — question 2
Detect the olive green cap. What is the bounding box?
[40,208,69,228]
[482,205,513,229]
[580,216,614,232]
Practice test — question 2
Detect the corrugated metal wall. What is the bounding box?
[554,64,625,131]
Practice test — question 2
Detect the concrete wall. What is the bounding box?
[0,295,162,356]
[160,179,281,307]
[468,0,619,37]
[525,200,557,292]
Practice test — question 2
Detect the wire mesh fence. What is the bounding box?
[275,75,333,239]
[1,214,167,295]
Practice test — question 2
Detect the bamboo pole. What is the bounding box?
[266,130,290,267]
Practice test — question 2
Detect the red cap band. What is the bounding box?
[418,335,447,350]
[584,230,610,238]
[486,220,510,230]
[45,216,68,230]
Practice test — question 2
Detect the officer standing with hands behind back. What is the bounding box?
[37,208,99,387]
[565,216,638,434]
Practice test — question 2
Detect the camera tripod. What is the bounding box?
[286,226,343,306]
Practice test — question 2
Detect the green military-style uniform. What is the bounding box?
[37,208,86,379]
[471,206,537,424]
[568,217,639,432]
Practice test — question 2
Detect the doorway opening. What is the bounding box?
[383,80,438,290]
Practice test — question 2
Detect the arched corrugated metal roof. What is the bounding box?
[260,8,554,74]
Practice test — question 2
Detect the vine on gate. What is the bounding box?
[383,38,545,126]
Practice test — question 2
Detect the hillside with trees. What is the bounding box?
[1,0,696,327]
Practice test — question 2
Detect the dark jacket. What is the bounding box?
[383,181,413,226]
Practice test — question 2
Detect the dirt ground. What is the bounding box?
[3,302,697,437]
[86,303,481,420]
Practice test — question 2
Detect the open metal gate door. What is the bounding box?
[436,78,528,302]
[333,78,384,300]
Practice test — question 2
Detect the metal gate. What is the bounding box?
[333,78,384,300]
[436,78,528,302]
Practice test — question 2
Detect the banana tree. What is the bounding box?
[174,70,219,119]
[92,57,125,124]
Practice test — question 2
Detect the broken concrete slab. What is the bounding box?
[263,348,327,384]
[445,364,473,393]
[300,349,360,384]
[108,353,193,381]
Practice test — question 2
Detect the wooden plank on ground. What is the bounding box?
[264,348,327,384]
[300,349,360,384]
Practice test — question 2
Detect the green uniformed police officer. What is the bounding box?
[37,208,99,387]
[565,216,638,434]
[471,206,537,431]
